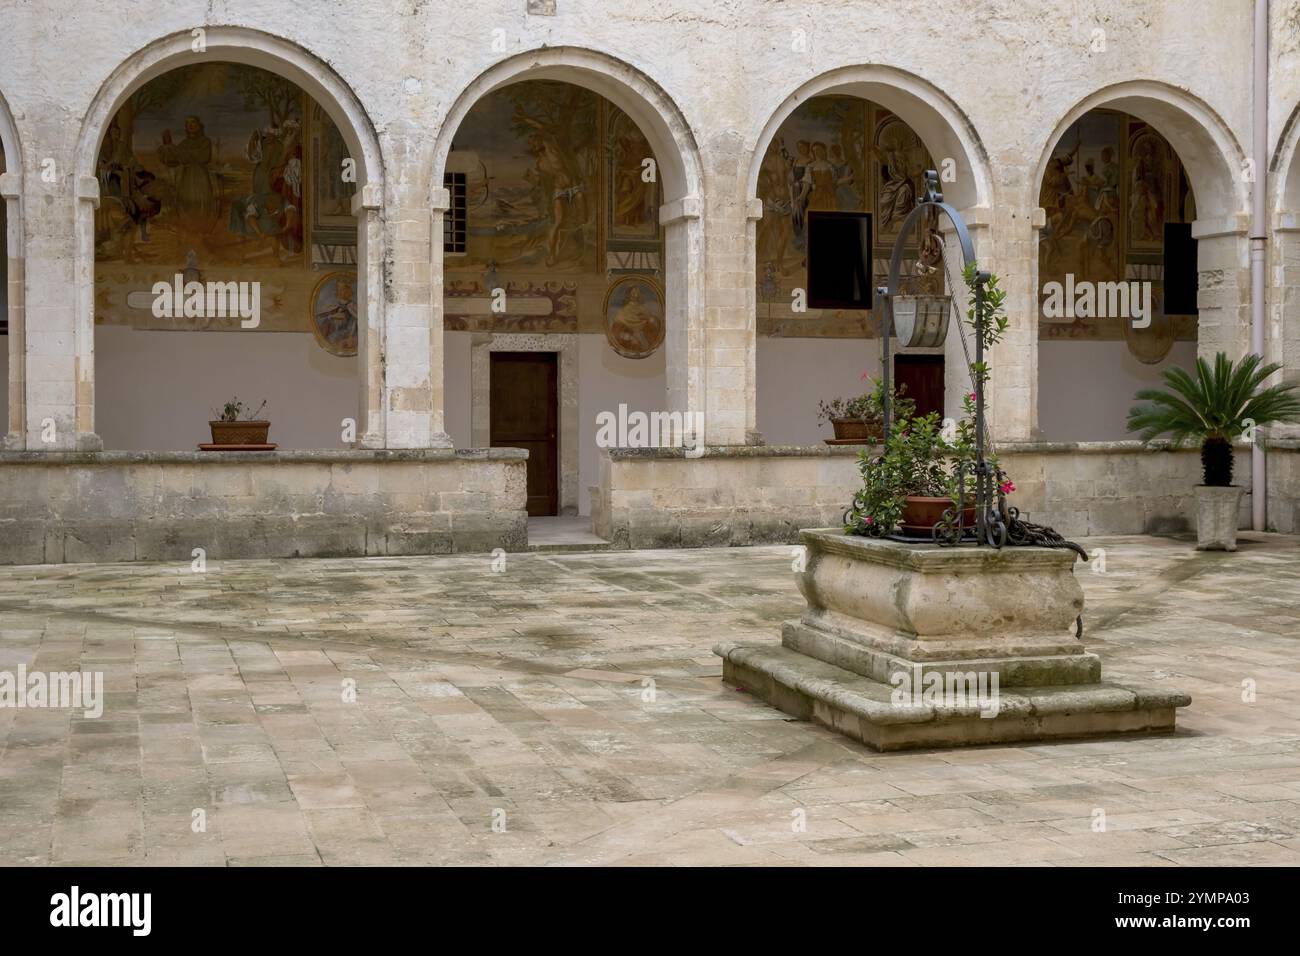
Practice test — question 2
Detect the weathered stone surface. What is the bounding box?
[595,442,1266,549]
[0,450,527,564]
[715,528,1191,750]
[717,642,1188,752]
[1196,485,1245,551]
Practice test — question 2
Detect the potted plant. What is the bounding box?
[844,266,1014,539]
[816,376,915,442]
[844,395,990,538]
[209,397,270,445]
[1127,352,1300,550]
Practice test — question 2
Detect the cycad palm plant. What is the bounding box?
[1127,353,1300,486]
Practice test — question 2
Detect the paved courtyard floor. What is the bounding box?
[1,533,1299,867]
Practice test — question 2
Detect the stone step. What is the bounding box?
[714,640,1191,753]
[526,540,613,553]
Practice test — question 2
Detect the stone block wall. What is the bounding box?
[997,442,1252,536]
[1267,442,1300,534]
[594,446,863,549]
[595,442,1264,549]
[0,449,527,565]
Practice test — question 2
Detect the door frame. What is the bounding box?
[471,332,579,515]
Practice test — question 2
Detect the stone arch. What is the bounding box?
[1031,82,1251,441]
[428,46,709,444]
[746,64,994,212]
[745,65,995,443]
[1033,81,1247,231]
[0,89,23,447]
[72,26,386,445]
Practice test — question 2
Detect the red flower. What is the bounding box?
[999,480,1016,495]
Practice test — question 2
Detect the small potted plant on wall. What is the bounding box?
[1127,353,1300,551]
[816,376,915,442]
[209,397,271,447]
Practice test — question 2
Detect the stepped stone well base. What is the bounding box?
[714,528,1190,751]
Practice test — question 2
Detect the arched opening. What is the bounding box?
[1032,87,1246,442]
[746,69,992,447]
[74,30,384,450]
[430,50,703,517]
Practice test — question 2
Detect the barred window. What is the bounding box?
[443,172,467,255]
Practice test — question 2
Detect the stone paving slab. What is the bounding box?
[0,533,1298,866]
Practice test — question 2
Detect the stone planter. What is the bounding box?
[831,419,883,442]
[714,528,1190,751]
[209,420,271,445]
[1196,485,1244,551]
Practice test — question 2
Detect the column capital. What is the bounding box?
[659,195,702,225]
[76,175,100,209]
[0,171,20,200]
[350,182,383,215]
[745,197,764,220]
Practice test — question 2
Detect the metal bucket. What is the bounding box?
[890,294,951,348]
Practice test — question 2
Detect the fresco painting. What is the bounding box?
[755,98,934,338]
[93,62,356,339]
[1038,110,1196,346]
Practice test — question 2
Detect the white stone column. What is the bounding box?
[1,169,23,449]
[940,201,1035,443]
[1271,213,1300,439]
[353,183,385,448]
[743,197,764,443]
[661,195,714,442]
[1193,217,1252,362]
[378,182,449,450]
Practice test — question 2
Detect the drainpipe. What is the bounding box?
[1251,0,1268,530]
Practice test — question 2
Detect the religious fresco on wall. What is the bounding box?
[1038,109,1196,351]
[92,62,356,341]
[442,85,663,338]
[309,270,359,357]
[449,81,600,273]
[603,276,665,359]
[755,98,936,338]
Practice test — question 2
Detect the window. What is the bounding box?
[806,211,873,310]
[443,171,468,256]
[1163,222,1198,315]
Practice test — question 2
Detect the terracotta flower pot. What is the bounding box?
[831,419,883,442]
[901,495,976,536]
[209,420,271,445]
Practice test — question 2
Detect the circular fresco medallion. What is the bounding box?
[602,275,665,359]
[309,270,359,357]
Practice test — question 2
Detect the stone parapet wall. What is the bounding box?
[0,449,527,565]
[997,441,1252,537]
[1268,441,1300,534]
[597,442,1271,548]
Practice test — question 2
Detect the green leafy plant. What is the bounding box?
[845,396,986,537]
[215,397,268,423]
[962,263,1009,392]
[817,376,915,425]
[1127,352,1300,486]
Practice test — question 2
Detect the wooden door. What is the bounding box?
[490,352,559,516]
[894,354,945,420]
